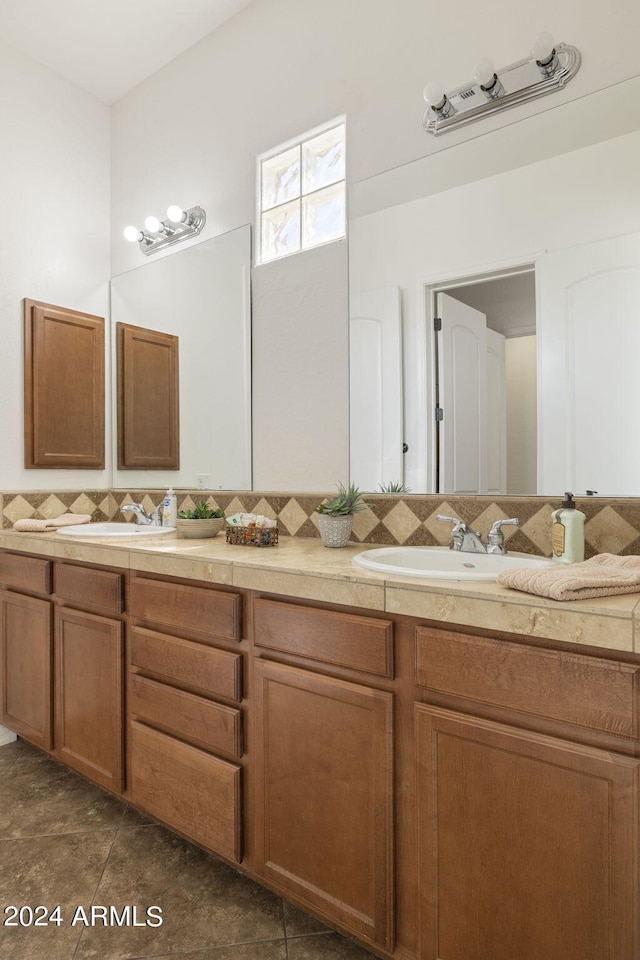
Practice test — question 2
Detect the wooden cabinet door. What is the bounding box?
[24,299,105,468]
[55,607,124,792]
[0,590,52,749]
[254,659,394,951]
[415,704,640,960]
[117,322,179,469]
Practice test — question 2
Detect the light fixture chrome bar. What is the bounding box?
[137,205,206,255]
[423,42,581,136]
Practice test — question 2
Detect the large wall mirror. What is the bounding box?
[349,77,640,498]
[110,225,252,490]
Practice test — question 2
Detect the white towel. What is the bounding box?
[497,553,640,601]
[13,513,92,532]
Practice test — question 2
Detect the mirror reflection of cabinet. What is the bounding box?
[24,299,105,469]
[116,322,179,470]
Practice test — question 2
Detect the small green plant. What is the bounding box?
[178,500,224,520]
[317,482,367,517]
[378,480,411,494]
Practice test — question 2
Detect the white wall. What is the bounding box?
[110,0,640,492]
[0,40,111,490]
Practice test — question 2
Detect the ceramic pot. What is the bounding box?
[176,517,224,539]
[318,513,354,548]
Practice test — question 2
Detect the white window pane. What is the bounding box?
[302,124,345,194]
[261,200,301,261]
[261,147,300,210]
[302,183,345,249]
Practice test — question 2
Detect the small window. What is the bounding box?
[257,119,346,264]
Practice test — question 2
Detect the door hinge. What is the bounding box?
[435,407,444,422]
[434,317,442,331]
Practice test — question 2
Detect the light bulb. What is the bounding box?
[144,215,162,233]
[123,225,141,243]
[167,205,186,223]
[531,31,555,63]
[473,58,496,88]
[423,80,445,109]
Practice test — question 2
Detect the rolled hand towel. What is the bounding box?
[13,514,92,532]
[497,553,640,601]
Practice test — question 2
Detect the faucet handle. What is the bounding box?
[487,517,519,552]
[489,517,519,537]
[436,514,468,532]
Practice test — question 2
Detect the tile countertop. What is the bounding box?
[1,529,640,655]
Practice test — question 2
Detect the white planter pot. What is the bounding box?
[176,517,224,539]
[318,513,354,548]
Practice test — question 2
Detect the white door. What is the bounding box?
[349,287,403,491]
[437,292,487,494]
[537,233,640,495]
[486,327,507,495]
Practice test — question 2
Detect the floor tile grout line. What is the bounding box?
[70,819,121,960]
[85,935,291,960]
[0,826,120,843]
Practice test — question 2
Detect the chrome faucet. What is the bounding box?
[437,514,519,555]
[120,502,164,526]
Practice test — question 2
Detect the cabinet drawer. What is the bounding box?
[130,720,242,863]
[254,598,393,678]
[415,626,640,738]
[55,562,123,615]
[0,553,51,595]
[131,626,242,703]
[130,674,242,758]
[129,576,241,643]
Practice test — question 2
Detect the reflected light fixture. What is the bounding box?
[123,204,206,255]
[423,32,580,135]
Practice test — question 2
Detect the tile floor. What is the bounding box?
[0,739,378,960]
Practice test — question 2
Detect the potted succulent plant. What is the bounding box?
[176,501,225,539]
[316,482,367,548]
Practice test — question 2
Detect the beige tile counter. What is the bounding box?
[1,529,639,653]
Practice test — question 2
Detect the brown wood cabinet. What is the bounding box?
[415,704,640,960]
[2,547,640,960]
[117,322,179,469]
[127,574,245,864]
[24,299,105,469]
[54,606,124,792]
[0,589,52,749]
[253,658,395,952]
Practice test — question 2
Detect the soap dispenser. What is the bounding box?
[162,486,177,527]
[551,492,585,564]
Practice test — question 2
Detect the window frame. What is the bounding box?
[255,116,346,266]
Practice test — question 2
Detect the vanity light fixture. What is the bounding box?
[423,32,581,135]
[123,204,206,256]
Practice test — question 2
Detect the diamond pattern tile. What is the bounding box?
[278,498,308,535]
[585,505,639,555]
[39,494,67,519]
[3,495,36,524]
[70,493,99,517]
[352,506,380,541]
[521,504,555,555]
[381,501,421,544]
[2,488,640,562]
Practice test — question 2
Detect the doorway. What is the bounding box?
[429,266,537,496]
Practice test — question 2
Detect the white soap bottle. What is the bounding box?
[162,486,177,527]
[551,492,585,564]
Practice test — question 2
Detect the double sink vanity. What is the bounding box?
[1,525,639,960]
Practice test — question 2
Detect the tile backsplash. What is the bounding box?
[3,489,640,559]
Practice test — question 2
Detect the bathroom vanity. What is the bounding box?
[1,530,638,960]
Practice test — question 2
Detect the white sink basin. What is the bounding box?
[58,522,176,538]
[353,546,552,581]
